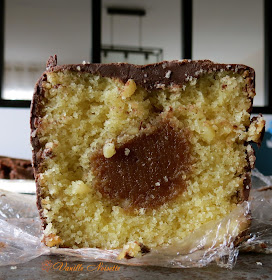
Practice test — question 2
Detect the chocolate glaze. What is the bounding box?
[30,55,258,230]
[46,57,255,92]
[0,156,34,180]
[91,121,192,210]
[31,74,48,228]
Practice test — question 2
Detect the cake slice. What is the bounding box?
[30,56,264,254]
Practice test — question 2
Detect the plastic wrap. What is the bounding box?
[0,170,271,268]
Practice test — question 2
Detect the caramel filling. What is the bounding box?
[91,122,192,210]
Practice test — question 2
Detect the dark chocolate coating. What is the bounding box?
[30,56,259,230]
[0,156,34,180]
[46,57,255,92]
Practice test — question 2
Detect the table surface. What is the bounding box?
[1,253,272,280]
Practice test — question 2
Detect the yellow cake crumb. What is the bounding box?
[121,79,137,99]
[42,234,62,247]
[118,242,142,260]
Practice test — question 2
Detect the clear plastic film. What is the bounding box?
[0,170,271,268]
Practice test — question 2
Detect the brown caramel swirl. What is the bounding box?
[91,122,192,210]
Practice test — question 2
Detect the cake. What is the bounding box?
[0,156,34,180]
[30,56,265,256]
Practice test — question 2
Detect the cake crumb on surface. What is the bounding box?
[118,242,141,260]
[42,234,62,247]
[124,148,130,156]
[247,115,265,144]
[118,241,149,260]
[165,70,172,78]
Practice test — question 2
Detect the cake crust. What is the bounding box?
[30,56,265,238]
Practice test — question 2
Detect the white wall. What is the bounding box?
[0,108,31,160]
[5,0,92,65]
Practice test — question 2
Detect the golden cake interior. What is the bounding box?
[36,69,254,249]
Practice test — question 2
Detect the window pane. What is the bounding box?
[193,0,265,106]
[3,0,92,100]
[101,0,181,63]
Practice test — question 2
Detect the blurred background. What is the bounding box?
[0,0,271,174]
